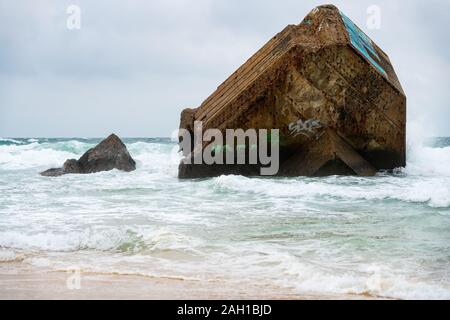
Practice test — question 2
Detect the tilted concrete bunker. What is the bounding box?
[178,4,406,178]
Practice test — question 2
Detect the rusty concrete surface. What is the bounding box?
[178,4,406,178]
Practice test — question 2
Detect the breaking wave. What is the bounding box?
[0,228,202,254]
[0,137,449,300]
[0,138,177,171]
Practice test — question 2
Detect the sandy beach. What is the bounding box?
[0,263,379,300]
[0,269,302,300]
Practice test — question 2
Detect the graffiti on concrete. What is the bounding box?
[288,119,324,139]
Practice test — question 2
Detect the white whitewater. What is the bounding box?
[0,135,449,299]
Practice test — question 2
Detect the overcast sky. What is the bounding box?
[0,0,449,137]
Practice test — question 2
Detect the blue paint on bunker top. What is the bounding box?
[340,12,388,78]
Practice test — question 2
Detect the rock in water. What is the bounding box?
[178,4,406,178]
[41,134,136,177]
[76,134,136,173]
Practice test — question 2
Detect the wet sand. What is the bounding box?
[0,265,378,300]
[0,270,303,300]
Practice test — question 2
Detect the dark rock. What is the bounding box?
[40,134,136,177]
[40,168,65,177]
[63,159,82,174]
[76,134,136,173]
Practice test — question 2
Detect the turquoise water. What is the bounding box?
[0,137,449,299]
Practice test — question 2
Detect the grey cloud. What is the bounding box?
[0,0,449,137]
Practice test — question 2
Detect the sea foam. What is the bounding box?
[0,137,449,300]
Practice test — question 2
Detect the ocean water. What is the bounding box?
[0,136,449,299]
